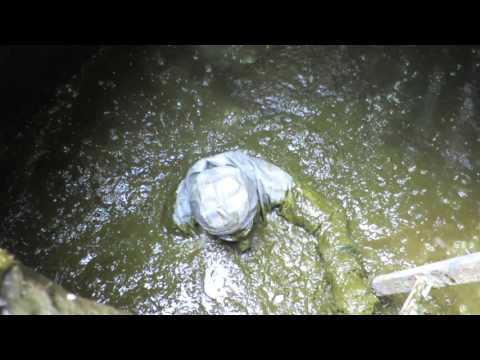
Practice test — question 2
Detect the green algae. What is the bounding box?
[1,46,480,314]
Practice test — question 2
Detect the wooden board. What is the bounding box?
[398,276,433,315]
[372,252,480,296]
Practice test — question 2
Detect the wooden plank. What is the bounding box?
[372,252,480,296]
[399,276,433,315]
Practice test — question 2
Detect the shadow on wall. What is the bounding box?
[0,46,100,133]
[0,45,99,190]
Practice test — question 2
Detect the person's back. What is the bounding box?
[173,150,379,314]
[173,150,293,241]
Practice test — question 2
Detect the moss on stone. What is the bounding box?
[0,248,14,272]
[0,249,128,315]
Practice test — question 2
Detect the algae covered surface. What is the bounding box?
[0,250,126,314]
[1,45,480,314]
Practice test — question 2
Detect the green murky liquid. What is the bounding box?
[2,45,480,314]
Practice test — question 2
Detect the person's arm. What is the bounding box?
[279,184,379,315]
[172,179,197,236]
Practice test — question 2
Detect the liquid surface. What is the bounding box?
[2,45,480,314]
